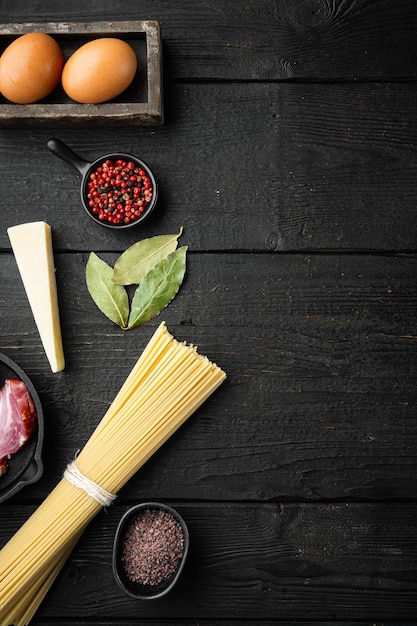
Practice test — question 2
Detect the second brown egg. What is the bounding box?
[62,38,137,104]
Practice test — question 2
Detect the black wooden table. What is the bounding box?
[0,1,417,624]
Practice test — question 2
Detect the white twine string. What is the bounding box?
[63,461,116,507]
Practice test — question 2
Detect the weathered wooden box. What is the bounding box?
[0,20,163,126]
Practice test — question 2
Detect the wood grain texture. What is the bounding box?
[28,617,404,626]
[1,251,416,502]
[0,502,415,621]
[0,2,415,625]
[0,82,417,252]
[2,0,417,80]
[26,617,404,626]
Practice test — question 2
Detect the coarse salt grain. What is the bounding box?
[121,509,184,586]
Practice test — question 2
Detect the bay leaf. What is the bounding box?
[127,246,187,329]
[86,252,129,329]
[112,227,183,285]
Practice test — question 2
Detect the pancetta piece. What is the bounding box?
[0,378,37,477]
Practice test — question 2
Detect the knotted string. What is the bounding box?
[63,460,116,507]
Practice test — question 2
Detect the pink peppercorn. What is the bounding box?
[86,158,154,226]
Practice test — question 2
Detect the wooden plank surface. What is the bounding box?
[0,1,415,625]
[2,0,417,80]
[0,503,416,621]
[0,82,417,252]
[1,251,416,503]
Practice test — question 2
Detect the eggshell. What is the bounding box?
[62,38,137,104]
[0,32,64,104]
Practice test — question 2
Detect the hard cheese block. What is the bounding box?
[7,221,65,373]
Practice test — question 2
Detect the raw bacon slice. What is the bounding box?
[0,378,37,477]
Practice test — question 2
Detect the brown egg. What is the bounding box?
[0,32,64,104]
[62,38,137,104]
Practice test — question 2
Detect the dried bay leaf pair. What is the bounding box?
[86,229,187,330]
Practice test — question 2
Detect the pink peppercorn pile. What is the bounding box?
[86,158,154,226]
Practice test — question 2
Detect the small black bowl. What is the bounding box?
[113,502,189,599]
[47,138,158,229]
[0,353,44,503]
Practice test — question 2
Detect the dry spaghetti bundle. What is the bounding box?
[0,322,226,626]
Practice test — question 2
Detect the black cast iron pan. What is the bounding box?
[46,138,158,229]
[0,353,44,503]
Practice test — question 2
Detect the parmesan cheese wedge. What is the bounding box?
[8,221,65,372]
